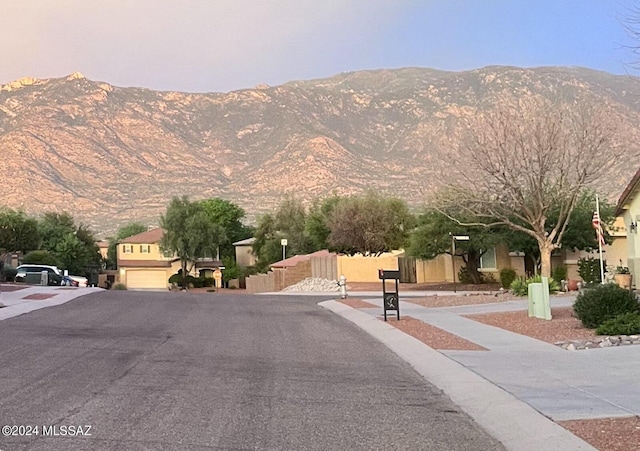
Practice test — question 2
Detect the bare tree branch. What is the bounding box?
[430,97,621,277]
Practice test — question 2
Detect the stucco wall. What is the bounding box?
[415,255,448,283]
[336,252,401,282]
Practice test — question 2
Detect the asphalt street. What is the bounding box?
[0,291,504,450]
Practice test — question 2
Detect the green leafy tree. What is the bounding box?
[504,191,615,275]
[38,212,77,252]
[199,198,253,259]
[253,214,282,272]
[326,193,414,255]
[23,250,58,266]
[305,196,342,250]
[0,208,40,253]
[408,209,506,284]
[160,196,225,287]
[37,213,101,275]
[253,197,315,271]
[106,223,147,269]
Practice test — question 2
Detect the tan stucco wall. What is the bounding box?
[415,255,448,283]
[119,243,169,262]
[336,252,402,282]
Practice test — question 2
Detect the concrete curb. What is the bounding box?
[319,300,596,451]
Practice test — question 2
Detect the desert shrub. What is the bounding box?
[189,275,203,288]
[168,271,201,288]
[509,275,560,297]
[1,265,17,282]
[112,283,127,290]
[573,284,640,328]
[510,277,528,296]
[552,265,568,284]
[499,268,517,289]
[201,277,215,288]
[577,257,604,284]
[596,312,640,335]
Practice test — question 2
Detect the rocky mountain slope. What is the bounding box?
[1,66,640,234]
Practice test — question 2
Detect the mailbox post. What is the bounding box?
[378,269,401,321]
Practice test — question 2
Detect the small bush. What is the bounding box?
[596,312,640,335]
[577,257,605,284]
[510,277,528,296]
[552,266,568,284]
[168,273,182,285]
[573,284,640,328]
[112,283,127,290]
[1,265,17,282]
[201,277,215,288]
[499,268,517,289]
[509,275,560,296]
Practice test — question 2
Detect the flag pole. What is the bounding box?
[596,195,605,284]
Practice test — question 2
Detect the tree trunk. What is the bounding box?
[465,250,483,284]
[539,242,553,278]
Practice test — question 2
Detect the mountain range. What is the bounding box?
[1,66,640,235]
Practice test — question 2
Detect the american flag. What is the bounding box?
[592,211,605,246]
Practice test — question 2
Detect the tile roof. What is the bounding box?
[120,228,164,244]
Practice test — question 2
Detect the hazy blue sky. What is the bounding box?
[2,0,639,93]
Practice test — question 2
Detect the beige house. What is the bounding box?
[117,228,181,290]
[615,167,640,287]
[233,237,257,267]
[97,240,110,261]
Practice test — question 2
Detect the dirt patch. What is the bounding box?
[22,293,56,300]
[557,416,640,451]
[407,293,517,308]
[339,298,375,309]
[382,316,487,351]
[0,284,28,292]
[465,307,597,343]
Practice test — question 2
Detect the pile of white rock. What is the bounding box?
[555,335,640,350]
[282,277,341,292]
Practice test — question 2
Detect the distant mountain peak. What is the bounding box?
[66,72,86,81]
[0,76,46,92]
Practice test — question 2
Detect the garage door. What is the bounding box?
[126,270,168,289]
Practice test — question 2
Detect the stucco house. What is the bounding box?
[614,167,640,287]
[117,228,224,289]
[233,237,257,267]
[117,228,182,290]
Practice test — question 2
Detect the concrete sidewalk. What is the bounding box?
[319,293,640,451]
[0,284,102,321]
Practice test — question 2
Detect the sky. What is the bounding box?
[2,0,640,93]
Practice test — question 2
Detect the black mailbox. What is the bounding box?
[379,269,400,321]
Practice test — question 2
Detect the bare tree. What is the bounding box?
[432,97,622,277]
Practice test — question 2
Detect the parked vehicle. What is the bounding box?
[15,265,63,286]
[62,274,89,287]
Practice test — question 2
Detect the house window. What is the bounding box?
[122,244,134,254]
[140,245,151,254]
[480,248,497,270]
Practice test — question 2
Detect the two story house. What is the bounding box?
[117,228,181,290]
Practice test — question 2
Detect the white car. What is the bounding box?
[62,274,89,287]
